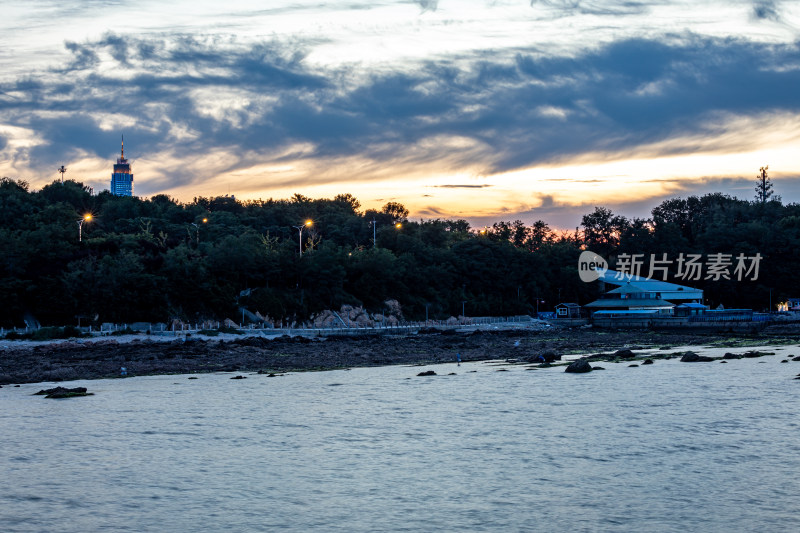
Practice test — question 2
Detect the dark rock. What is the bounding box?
[565,358,593,373]
[628,364,639,367]
[720,361,728,364]
[781,360,788,363]
[680,352,714,362]
[614,349,636,359]
[722,353,741,360]
[230,375,246,379]
[34,386,87,396]
[34,386,91,398]
[592,366,605,370]
[417,370,437,376]
[642,359,654,365]
[792,356,800,362]
[541,350,561,362]
[743,351,774,358]
[188,376,198,379]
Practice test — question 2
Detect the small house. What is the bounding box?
[555,303,582,319]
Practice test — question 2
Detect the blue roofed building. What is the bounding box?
[584,269,704,316]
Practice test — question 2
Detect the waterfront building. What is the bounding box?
[110,137,134,196]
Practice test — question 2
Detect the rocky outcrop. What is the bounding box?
[34,386,92,398]
[614,349,636,359]
[642,359,654,365]
[680,351,714,362]
[417,370,437,376]
[565,358,593,373]
[743,351,774,358]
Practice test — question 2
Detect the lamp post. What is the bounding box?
[78,214,92,242]
[293,220,313,256]
[371,219,402,248]
[190,217,208,245]
[461,300,467,318]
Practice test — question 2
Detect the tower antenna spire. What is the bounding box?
[121,135,124,159]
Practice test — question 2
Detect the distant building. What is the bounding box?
[584,269,704,316]
[555,303,582,319]
[110,136,134,196]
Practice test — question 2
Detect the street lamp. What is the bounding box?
[78,214,92,242]
[293,219,313,256]
[190,217,208,245]
[371,219,402,248]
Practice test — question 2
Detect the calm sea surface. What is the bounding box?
[2,344,800,532]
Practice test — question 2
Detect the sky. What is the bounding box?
[1,0,799,228]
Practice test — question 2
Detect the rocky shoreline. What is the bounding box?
[1,326,799,385]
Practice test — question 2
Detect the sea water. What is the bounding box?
[2,345,799,532]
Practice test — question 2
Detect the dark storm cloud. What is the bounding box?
[4,32,800,192]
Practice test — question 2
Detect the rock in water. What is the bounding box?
[34,386,91,399]
[681,352,714,362]
[642,359,654,365]
[417,370,437,377]
[614,349,635,359]
[565,358,593,373]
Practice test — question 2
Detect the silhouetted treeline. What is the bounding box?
[0,178,794,326]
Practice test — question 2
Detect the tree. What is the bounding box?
[381,202,409,223]
[581,207,628,255]
[755,165,779,204]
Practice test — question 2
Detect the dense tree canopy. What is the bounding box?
[0,177,795,327]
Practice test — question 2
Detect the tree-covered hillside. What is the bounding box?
[0,177,794,327]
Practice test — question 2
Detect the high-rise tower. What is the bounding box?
[110,136,134,196]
